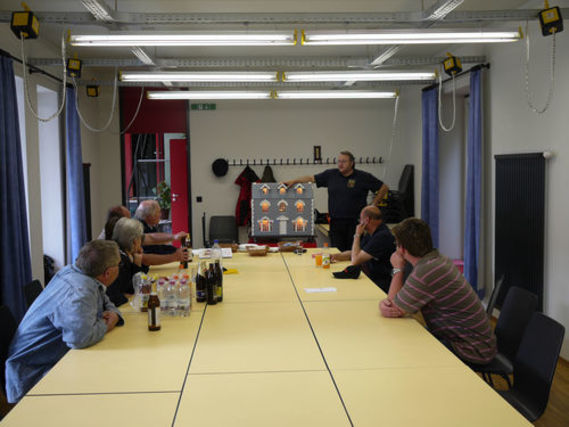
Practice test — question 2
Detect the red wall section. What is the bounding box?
[120,87,187,134]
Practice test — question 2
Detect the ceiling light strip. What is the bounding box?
[70,33,296,47]
[277,91,397,99]
[147,91,273,100]
[120,71,278,82]
[284,70,435,82]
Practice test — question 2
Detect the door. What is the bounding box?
[170,138,189,239]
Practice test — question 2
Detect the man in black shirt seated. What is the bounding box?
[331,206,395,292]
[134,200,188,254]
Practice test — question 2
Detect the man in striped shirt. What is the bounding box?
[380,218,496,364]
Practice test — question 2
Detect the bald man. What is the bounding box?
[331,206,395,292]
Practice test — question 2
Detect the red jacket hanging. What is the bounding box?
[235,166,260,226]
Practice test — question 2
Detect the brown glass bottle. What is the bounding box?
[214,260,223,302]
[206,263,217,305]
[180,236,188,270]
[147,283,161,331]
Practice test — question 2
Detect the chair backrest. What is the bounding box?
[0,305,18,393]
[209,215,238,244]
[24,279,43,308]
[513,312,565,419]
[486,274,505,316]
[495,286,538,361]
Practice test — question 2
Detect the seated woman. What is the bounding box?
[106,217,149,306]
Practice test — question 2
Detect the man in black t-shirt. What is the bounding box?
[284,151,388,251]
[331,206,395,292]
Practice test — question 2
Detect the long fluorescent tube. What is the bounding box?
[302,29,521,45]
[70,32,296,47]
[277,91,397,99]
[147,91,272,100]
[120,71,278,83]
[284,70,435,82]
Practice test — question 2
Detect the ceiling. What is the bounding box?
[0,0,552,90]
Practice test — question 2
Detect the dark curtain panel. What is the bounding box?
[464,69,483,293]
[421,87,439,247]
[0,55,31,321]
[65,87,87,262]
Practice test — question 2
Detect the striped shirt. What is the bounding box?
[393,250,496,364]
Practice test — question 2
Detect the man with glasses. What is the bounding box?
[5,240,124,403]
[284,151,388,251]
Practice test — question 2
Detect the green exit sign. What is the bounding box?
[191,103,217,111]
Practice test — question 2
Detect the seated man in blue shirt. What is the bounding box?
[5,240,124,403]
[331,206,395,292]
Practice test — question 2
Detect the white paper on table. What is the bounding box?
[304,287,337,293]
[221,248,233,258]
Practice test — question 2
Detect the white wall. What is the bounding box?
[189,94,422,247]
[484,1,569,358]
[78,69,122,239]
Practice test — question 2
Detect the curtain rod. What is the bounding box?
[422,63,490,92]
[0,48,70,87]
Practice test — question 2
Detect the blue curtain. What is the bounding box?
[421,87,439,248]
[464,69,482,292]
[65,87,87,262]
[0,55,31,322]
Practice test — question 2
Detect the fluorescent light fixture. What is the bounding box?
[284,70,435,82]
[130,47,155,65]
[70,32,297,47]
[277,91,397,99]
[147,91,272,100]
[120,71,278,83]
[301,29,521,45]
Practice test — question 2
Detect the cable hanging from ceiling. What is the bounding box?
[20,32,67,123]
[73,73,145,134]
[437,69,457,132]
[523,20,557,114]
[381,91,400,182]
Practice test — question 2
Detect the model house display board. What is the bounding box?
[251,183,314,237]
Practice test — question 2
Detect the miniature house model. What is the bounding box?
[251,183,314,237]
[278,200,288,212]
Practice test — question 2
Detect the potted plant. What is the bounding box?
[156,180,171,220]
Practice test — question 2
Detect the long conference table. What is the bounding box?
[3,250,530,426]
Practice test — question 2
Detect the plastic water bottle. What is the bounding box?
[212,239,222,267]
[163,278,177,316]
[176,278,191,316]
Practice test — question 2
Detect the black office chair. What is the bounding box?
[208,215,239,246]
[486,274,505,317]
[473,286,538,388]
[382,164,414,223]
[498,312,565,422]
[0,305,18,396]
[24,279,43,309]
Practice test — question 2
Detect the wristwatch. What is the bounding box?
[391,267,402,277]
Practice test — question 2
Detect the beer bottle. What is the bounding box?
[214,260,223,302]
[180,236,188,270]
[147,281,161,331]
[196,261,207,303]
[206,263,217,305]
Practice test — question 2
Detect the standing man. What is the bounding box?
[5,240,124,403]
[380,218,497,365]
[284,151,388,251]
[331,206,395,292]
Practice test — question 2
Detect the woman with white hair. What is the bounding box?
[106,217,149,306]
